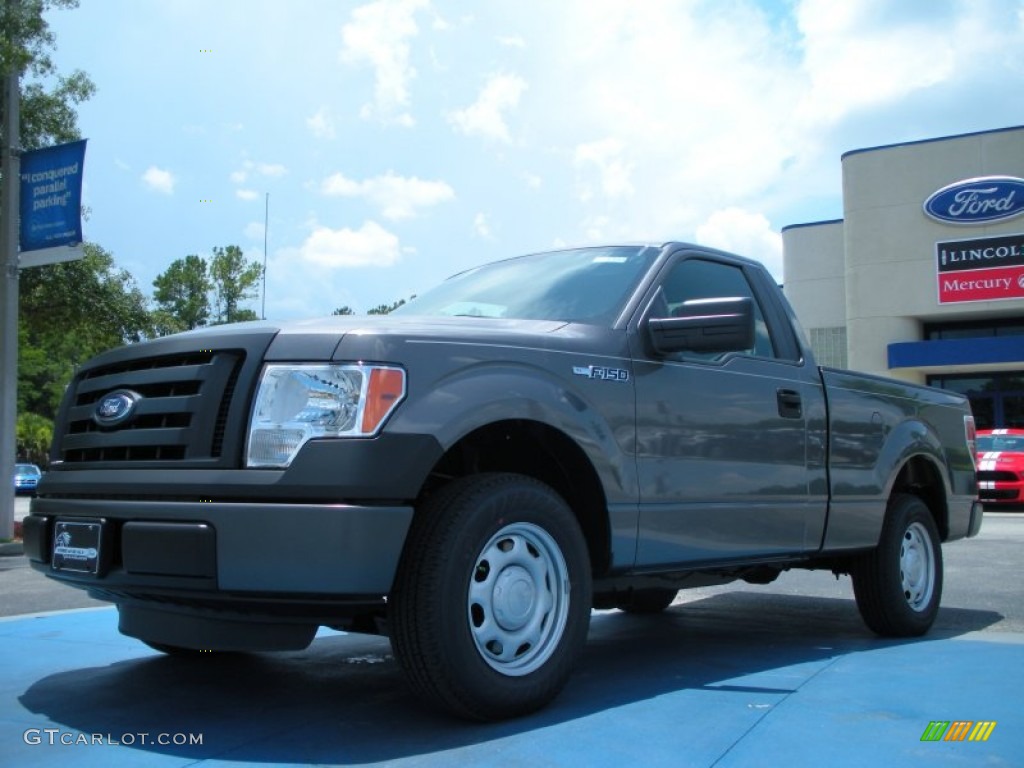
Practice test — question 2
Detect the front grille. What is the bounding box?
[977,470,1019,483]
[980,488,1019,501]
[56,350,244,465]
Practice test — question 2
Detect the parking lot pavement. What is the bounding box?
[1,592,1021,768]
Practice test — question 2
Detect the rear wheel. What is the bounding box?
[390,473,592,721]
[852,494,942,637]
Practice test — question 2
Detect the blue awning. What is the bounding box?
[888,336,1024,369]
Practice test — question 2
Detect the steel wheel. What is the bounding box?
[468,522,570,676]
[853,494,943,637]
[390,473,592,720]
[900,521,936,612]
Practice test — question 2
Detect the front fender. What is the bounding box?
[387,360,638,505]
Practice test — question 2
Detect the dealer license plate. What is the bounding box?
[52,520,103,574]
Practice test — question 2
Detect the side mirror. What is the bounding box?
[647,296,755,356]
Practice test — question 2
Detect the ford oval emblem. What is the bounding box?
[93,389,142,427]
[924,176,1024,225]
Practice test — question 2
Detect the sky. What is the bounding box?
[41,0,1024,321]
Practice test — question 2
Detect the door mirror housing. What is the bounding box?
[647,296,755,356]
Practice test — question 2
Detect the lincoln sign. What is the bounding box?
[937,233,1024,304]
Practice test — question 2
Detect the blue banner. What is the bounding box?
[19,139,87,253]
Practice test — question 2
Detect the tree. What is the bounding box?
[1,1,97,469]
[0,1,96,152]
[209,245,262,324]
[19,242,152,420]
[332,306,355,316]
[16,411,50,465]
[367,298,408,315]
[152,254,211,332]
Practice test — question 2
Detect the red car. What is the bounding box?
[976,428,1024,506]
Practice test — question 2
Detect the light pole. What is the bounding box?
[0,54,21,540]
[261,192,268,320]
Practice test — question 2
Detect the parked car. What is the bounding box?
[976,428,1024,506]
[13,463,42,495]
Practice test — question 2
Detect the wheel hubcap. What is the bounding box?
[900,521,935,611]
[468,523,570,676]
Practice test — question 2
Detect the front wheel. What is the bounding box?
[852,494,943,637]
[616,588,678,614]
[390,473,592,721]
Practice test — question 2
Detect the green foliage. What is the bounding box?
[210,245,263,324]
[367,298,407,315]
[332,306,355,316]
[19,243,152,418]
[16,411,51,465]
[20,70,95,150]
[152,254,211,331]
[0,0,96,151]
[151,246,263,332]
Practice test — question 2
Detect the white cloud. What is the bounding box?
[256,162,287,177]
[795,0,952,124]
[230,160,288,186]
[696,208,783,280]
[244,221,266,241]
[141,166,175,194]
[574,138,634,202]
[508,1,808,243]
[307,107,337,139]
[341,0,429,126]
[497,35,526,48]
[448,73,527,143]
[298,221,401,268]
[473,212,492,239]
[320,171,454,220]
[236,189,259,201]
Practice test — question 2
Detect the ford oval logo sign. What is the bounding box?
[924,176,1024,225]
[93,389,142,427]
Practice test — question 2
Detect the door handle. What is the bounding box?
[777,389,802,419]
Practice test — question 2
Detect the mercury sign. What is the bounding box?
[936,233,1024,304]
[18,139,87,252]
[924,176,1024,225]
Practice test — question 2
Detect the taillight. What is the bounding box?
[965,415,977,470]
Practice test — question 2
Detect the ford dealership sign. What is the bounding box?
[924,176,1024,225]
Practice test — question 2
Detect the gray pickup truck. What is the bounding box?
[24,242,981,720]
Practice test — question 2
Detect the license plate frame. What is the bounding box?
[51,519,104,575]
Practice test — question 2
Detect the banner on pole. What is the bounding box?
[19,139,86,253]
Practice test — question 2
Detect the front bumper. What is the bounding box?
[24,497,413,600]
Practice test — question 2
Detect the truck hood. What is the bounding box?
[179,314,573,361]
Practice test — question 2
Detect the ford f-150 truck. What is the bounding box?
[24,242,981,720]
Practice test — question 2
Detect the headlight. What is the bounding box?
[246,364,406,467]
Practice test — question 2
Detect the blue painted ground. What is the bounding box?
[1,592,1021,767]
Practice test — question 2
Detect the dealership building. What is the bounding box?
[782,124,1024,430]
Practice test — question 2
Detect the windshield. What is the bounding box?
[393,245,660,324]
[977,434,1024,452]
[15,464,40,475]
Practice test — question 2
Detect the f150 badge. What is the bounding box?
[573,365,629,382]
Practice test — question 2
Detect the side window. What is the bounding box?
[653,258,776,359]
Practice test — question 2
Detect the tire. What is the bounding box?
[390,473,592,721]
[142,641,205,656]
[852,494,943,637]
[616,588,678,614]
